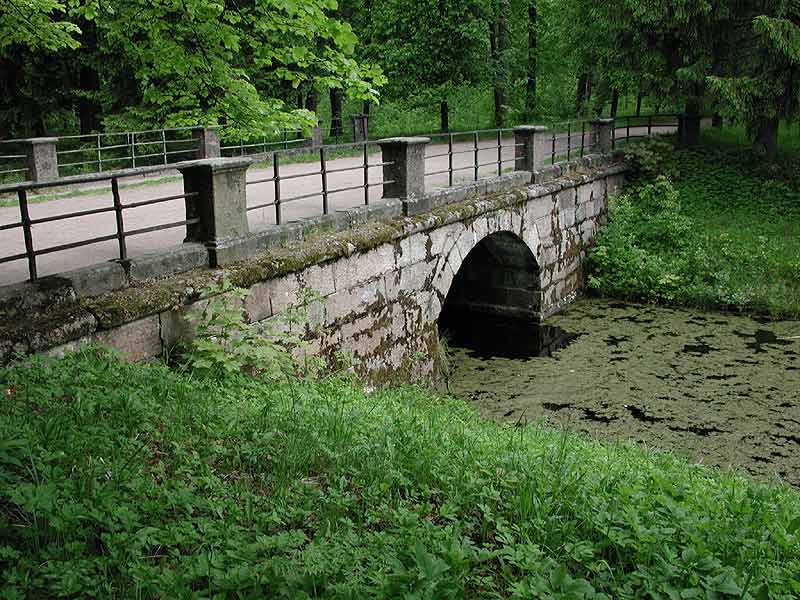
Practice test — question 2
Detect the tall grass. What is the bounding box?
[1,348,799,598]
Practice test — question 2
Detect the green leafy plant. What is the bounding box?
[1,349,800,598]
[185,280,322,381]
[588,128,800,318]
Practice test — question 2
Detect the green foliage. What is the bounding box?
[622,136,676,180]
[1,349,800,597]
[1,0,385,137]
[587,134,800,317]
[185,280,323,381]
[0,0,81,51]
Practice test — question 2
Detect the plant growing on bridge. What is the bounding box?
[185,280,323,381]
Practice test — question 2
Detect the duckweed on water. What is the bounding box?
[448,298,800,486]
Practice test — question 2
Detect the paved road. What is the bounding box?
[0,126,673,286]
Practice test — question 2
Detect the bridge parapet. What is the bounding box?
[1,150,627,375]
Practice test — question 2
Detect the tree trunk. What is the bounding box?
[575,74,590,112]
[329,89,343,137]
[440,99,449,132]
[362,100,370,117]
[77,22,101,134]
[524,0,537,122]
[755,117,779,160]
[491,0,509,127]
[635,92,643,117]
[305,90,318,113]
[610,90,620,118]
[77,68,101,134]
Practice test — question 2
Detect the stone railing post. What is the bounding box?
[178,158,251,266]
[591,118,615,154]
[193,127,221,159]
[378,137,429,208]
[513,125,550,172]
[24,137,59,181]
[304,124,323,149]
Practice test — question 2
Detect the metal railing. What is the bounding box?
[423,129,519,185]
[544,119,602,165]
[610,114,681,149]
[54,127,201,177]
[0,117,683,286]
[0,165,199,281]
[0,141,29,181]
[244,140,394,225]
[221,129,306,157]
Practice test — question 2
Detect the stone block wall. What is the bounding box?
[1,155,627,382]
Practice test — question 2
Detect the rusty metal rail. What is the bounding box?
[0,168,199,281]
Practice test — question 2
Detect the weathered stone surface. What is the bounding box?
[160,300,209,348]
[300,263,336,297]
[267,275,302,314]
[334,245,395,290]
[325,278,385,325]
[128,243,209,281]
[399,233,429,267]
[65,262,128,297]
[93,316,161,361]
[399,260,431,291]
[25,137,59,181]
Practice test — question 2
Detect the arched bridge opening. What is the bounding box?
[438,232,548,357]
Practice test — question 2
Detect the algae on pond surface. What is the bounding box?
[446,298,800,485]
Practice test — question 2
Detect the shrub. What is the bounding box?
[587,134,800,318]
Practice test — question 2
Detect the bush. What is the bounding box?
[1,349,799,598]
[587,135,800,317]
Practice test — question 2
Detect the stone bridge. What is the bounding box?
[1,123,626,379]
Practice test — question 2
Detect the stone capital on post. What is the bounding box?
[24,137,59,181]
[591,118,615,154]
[513,125,549,172]
[177,157,251,266]
[377,137,429,205]
[193,126,222,159]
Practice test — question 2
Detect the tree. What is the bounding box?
[0,0,385,138]
[523,0,537,121]
[707,3,800,157]
[358,0,489,132]
[0,0,81,52]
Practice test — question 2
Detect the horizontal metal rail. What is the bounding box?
[0,175,202,280]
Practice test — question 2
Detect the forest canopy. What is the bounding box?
[1,0,798,153]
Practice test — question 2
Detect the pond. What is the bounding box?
[444,298,800,486]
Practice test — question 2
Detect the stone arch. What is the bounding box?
[426,210,544,338]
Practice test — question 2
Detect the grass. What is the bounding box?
[586,126,800,319]
[1,347,799,598]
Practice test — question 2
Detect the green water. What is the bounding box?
[446,298,800,485]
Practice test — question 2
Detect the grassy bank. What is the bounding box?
[1,348,799,598]
[587,130,800,318]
